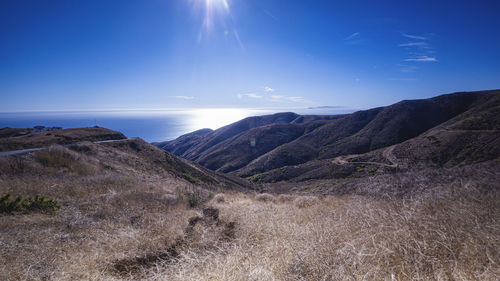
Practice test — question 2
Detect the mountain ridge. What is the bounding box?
[157,90,500,182]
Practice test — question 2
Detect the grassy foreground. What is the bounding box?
[0,142,499,280]
[2,185,499,280]
[146,186,499,281]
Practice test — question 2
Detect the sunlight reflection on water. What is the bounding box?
[184,108,272,132]
[0,107,353,142]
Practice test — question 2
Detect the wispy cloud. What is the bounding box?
[404,56,437,62]
[399,33,437,64]
[287,96,305,102]
[399,42,428,47]
[264,86,275,92]
[171,95,194,100]
[344,32,360,41]
[402,33,428,40]
[237,93,263,99]
[269,95,306,103]
[237,87,309,104]
[343,32,364,45]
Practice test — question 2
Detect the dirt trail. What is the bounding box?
[382,145,398,168]
[331,145,399,168]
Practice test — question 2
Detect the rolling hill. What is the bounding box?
[157,90,500,183]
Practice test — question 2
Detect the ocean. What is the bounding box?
[0,108,353,143]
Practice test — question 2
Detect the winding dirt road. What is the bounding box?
[331,145,399,168]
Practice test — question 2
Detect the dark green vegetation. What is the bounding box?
[0,193,60,214]
[158,90,500,184]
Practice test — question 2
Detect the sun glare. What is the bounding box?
[187,108,269,131]
[192,0,230,31]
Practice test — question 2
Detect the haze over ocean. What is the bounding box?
[0,107,353,142]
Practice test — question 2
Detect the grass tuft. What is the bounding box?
[255,193,275,203]
[213,193,226,204]
[293,195,319,208]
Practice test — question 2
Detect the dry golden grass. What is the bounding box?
[277,194,295,203]
[292,195,319,208]
[150,182,500,281]
[255,193,276,203]
[1,141,499,280]
[212,193,226,204]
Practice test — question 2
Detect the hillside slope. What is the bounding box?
[159,90,500,180]
[247,93,500,183]
[155,112,300,161]
[0,127,127,152]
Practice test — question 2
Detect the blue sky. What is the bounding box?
[1,0,499,112]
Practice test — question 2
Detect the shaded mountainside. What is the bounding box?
[158,90,500,182]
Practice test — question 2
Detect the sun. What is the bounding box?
[205,0,229,10]
[192,0,231,32]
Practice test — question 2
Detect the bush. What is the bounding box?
[255,193,275,203]
[293,196,319,208]
[176,187,206,208]
[0,193,61,214]
[213,193,226,204]
[186,191,202,208]
[181,173,202,185]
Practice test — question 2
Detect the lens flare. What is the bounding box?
[191,0,231,32]
[190,0,244,49]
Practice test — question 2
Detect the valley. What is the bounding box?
[1,90,499,280]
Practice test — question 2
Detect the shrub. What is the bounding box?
[293,196,319,208]
[255,193,275,203]
[181,173,202,185]
[186,191,202,208]
[213,193,226,204]
[176,187,206,208]
[0,193,61,214]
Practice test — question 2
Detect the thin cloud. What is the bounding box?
[399,42,428,47]
[171,96,195,100]
[264,86,275,92]
[404,56,437,62]
[270,95,284,100]
[402,33,428,40]
[246,93,263,99]
[343,32,364,45]
[287,96,305,102]
[237,93,263,99]
[344,32,360,41]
